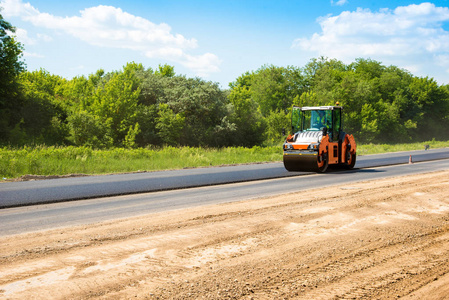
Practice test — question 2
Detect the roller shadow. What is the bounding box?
[326,167,385,174]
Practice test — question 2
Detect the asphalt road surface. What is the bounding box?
[1,148,448,209]
[0,148,448,236]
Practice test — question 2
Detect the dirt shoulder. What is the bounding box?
[1,170,449,299]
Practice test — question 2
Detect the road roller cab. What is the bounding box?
[283,105,356,172]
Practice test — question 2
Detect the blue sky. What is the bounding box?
[2,0,449,87]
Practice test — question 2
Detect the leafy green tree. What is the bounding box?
[358,103,378,143]
[67,110,113,148]
[152,76,233,146]
[134,104,160,146]
[375,100,406,142]
[59,70,105,111]
[61,63,143,147]
[0,11,25,143]
[155,64,175,77]
[137,68,164,106]
[124,122,140,148]
[349,58,385,79]
[293,91,316,107]
[265,110,290,143]
[88,63,142,146]
[302,57,346,91]
[228,66,305,146]
[210,115,237,147]
[228,78,266,147]
[406,77,449,140]
[17,70,69,145]
[61,64,236,148]
[5,53,449,148]
[250,65,305,116]
[156,103,185,145]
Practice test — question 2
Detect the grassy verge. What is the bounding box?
[356,140,449,155]
[0,146,281,180]
[1,140,448,180]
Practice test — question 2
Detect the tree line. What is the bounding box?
[2,13,449,148]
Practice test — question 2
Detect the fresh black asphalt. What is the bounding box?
[1,148,448,208]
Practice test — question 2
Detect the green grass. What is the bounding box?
[357,140,449,155]
[0,145,281,180]
[1,141,448,180]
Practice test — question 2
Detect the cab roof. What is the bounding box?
[293,106,343,111]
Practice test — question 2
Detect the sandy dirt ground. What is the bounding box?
[1,170,449,299]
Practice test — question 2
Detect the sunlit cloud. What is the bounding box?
[331,0,348,6]
[9,27,52,46]
[13,28,36,45]
[1,0,221,76]
[23,51,44,58]
[293,2,449,83]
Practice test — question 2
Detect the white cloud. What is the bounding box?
[1,0,221,76]
[36,33,52,42]
[293,3,449,83]
[13,28,36,45]
[331,0,348,6]
[182,53,222,77]
[23,51,44,58]
[9,27,53,46]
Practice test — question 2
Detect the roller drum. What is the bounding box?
[283,152,321,172]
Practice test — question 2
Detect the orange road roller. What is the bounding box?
[283,105,356,172]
